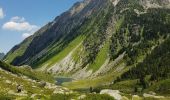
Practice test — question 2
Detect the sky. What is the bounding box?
[0,0,82,53]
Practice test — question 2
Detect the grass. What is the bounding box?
[88,41,110,72]
[82,94,115,100]
[63,62,126,90]
[0,68,54,99]
[49,93,77,100]
[0,61,54,83]
[0,61,82,100]
[103,80,138,93]
[146,79,170,96]
[40,35,85,68]
[72,44,83,63]
[4,37,33,64]
[62,53,145,90]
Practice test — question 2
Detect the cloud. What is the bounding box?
[3,21,38,31]
[2,16,39,31]
[11,16,25,22]
[2,16,39,38]
[0,8,4,19]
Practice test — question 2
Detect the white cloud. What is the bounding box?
[2,16,39,31]
[0,8,4,19]
[2,16,39,38]
[3,21,38,31]
[11,16,25,22]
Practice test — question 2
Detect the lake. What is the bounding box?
[55,77,73,85]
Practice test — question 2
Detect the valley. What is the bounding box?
[1,0,170,99]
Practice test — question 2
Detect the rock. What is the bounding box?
[122,96,129,100]
[132,95,140,100]
[148,91,156,95]
[16,93,28,97]
[8,90,15,94]
[143,93,165,99]
[39,81,46,88]
[100,89,122,100]
[31,94,38,98]
[53,88,65,94]
[5,80,11,84]
[143,93,154,97]
[45,82,57,89]
[78,94,86,99]
[32,85,37,88]
[21,90,27,94]
[12,81,18,86]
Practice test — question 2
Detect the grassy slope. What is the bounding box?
[39,35,85,68]
[4,37,33,64]
[146,79,170,96]
[0,69,54,99]
[0,61,57,99]
[62,59,126,89]
[88,41,110,72]
[0,61,54,83]
[0,61,116,100]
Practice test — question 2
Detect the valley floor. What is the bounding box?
[0,64,169,100]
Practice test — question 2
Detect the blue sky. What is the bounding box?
[0,0,82,53]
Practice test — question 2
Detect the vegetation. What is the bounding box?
[4,37,33,64]
[1,0,170,99]
[82,94,115,100]
[0,61,54,83]
[83,3,114,66]
[88,41,110,72]
[37,35,85,68]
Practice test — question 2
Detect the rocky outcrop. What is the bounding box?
[100,89,122,100]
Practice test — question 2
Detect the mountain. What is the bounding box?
[0,53,5,60]
[2,0,170,98]
[4,0,170,82]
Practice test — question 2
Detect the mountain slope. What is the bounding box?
[4,0,170,81]
[0,61,73,99]
[0,53,5,60]
[4,0,110,66]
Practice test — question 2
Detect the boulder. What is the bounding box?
[132,95,140,100]
[143,93,165,99]
[78,94,86,99]
[5,80,12,84]
[100,89,122,100]
[39,81,46,88]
